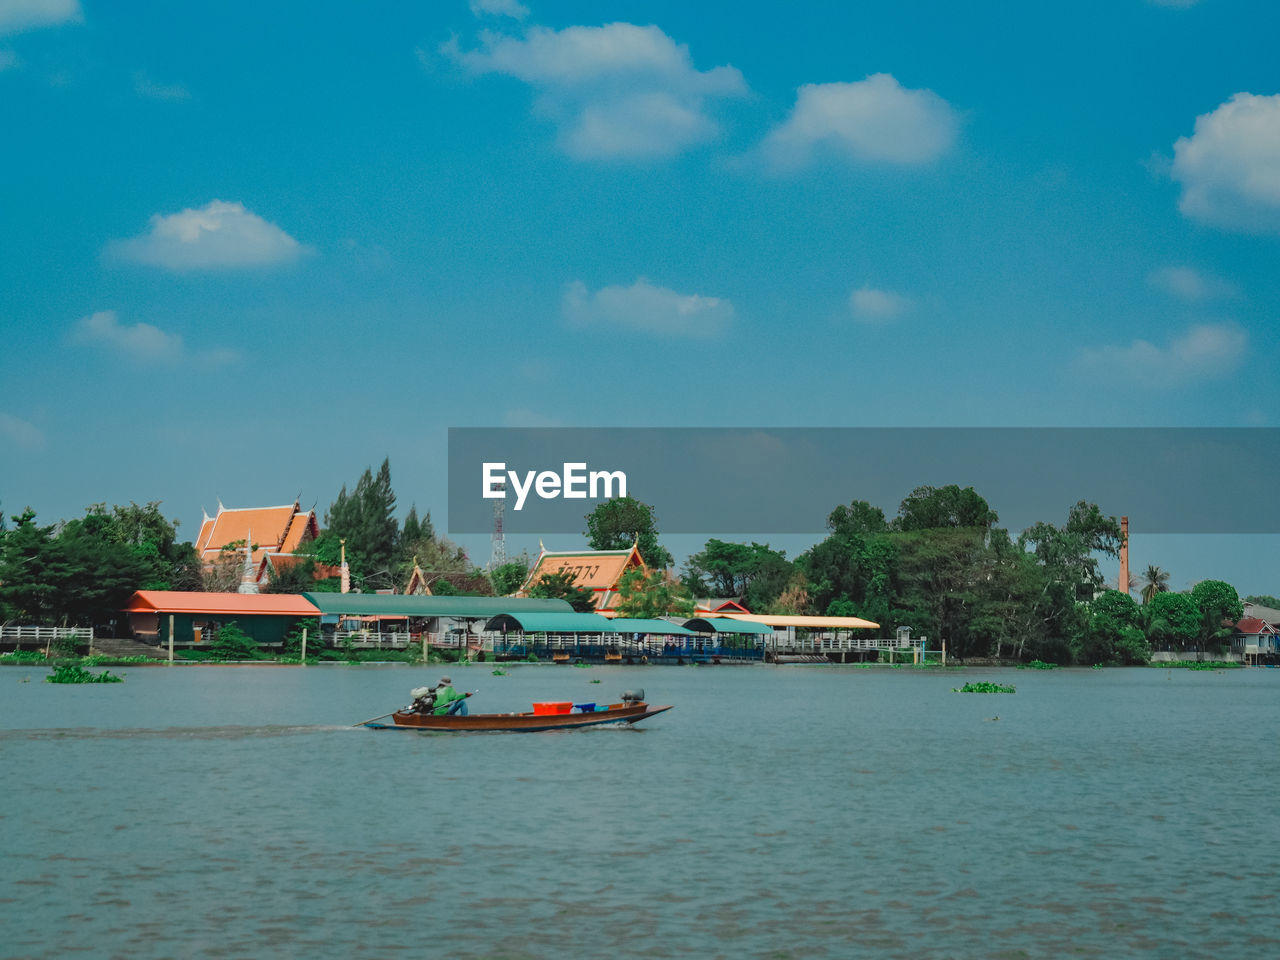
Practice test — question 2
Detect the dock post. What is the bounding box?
[168,614,174,665]
[301,627,307,664]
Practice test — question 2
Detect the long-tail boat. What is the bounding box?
[362,690,672,732]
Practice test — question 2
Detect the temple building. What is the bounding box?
[516,542,646,613]
[195,500,320,580]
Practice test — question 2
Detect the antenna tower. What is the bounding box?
[490,476,506,568]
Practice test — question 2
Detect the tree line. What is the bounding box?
[0,474,1260,663]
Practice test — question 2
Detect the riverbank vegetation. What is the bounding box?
[680,487,1249,668]
[0,472,1261,670]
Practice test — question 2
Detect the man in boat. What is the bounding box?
[430,676,470,716]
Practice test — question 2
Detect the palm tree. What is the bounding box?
[1141,565,1171,604]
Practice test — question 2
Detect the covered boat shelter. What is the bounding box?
[675,616,773,662]
[302,593,574,653]
[710,613,899,662]
[484,612,694,663]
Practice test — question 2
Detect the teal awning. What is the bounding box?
[682,617,772,635]
[485,613,695,635]
[609,618,696,635]
[302,594,572,617]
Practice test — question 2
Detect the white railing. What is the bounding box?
[1,625,94,646]
[331,631,475,650]
[809,636,926,652]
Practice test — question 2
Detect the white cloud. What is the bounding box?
[70,310,239,367]
[850,285,912,322]
[1171,92,1280,232]
[1148,266,1238,301]
[763,74,958,170]
[133,71,190,101]
[447,22,746,160]
[0,0,80,35]
[1079,323,1248,386]
[565,91,716,159]
[0,49,18,70]
[72,310,184,361]
[563,278,734,338]
[470,0,528,19]
[0,412,45,450]
[108,200,307,270]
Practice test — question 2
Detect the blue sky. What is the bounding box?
[2,0,1278,594]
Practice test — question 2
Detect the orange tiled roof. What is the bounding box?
[280,512,317,553]
[196,502,316,562]
[123,590,318,616]
[522,546,645,592]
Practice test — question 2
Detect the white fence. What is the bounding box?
[809,635,926,652]
[0,626,94,647]
[332,631,470,650]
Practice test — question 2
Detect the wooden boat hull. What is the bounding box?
[366,702,672,732]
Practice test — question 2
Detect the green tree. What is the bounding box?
[892,527,996,660]
[526,570,597,612]
[799,529,897,629]
[1144,591,1200,651]
[0,509,60,622]
[107,501,201,591]
[1245,594,1280,608]
[263,557,319,594]
[613,567,694,619]
[584,496,673,570]
[400,505,433,550]
[489,560,530,597]
[281,618,319,658]
[1140,565,1171,604]
[683,539,794,612]
[826,500,889,536]
[893,485,998,532]
[1082,589,1149,664]
[325,458,400,589]
[0,507,152,628]
[1012,502,1123,662]
[1190,579,1244,653]
[207,622,263,660]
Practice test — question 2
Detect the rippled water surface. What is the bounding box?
[2,663,1278,959]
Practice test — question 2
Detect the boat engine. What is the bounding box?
[621,689,645,704]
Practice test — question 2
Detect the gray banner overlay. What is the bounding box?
[447,428,1280,535]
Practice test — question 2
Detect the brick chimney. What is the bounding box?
[1119,516,1129,594]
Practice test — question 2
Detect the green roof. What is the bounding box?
[302,593,573,617]
[683,617,773,635]
[485,613,694,635]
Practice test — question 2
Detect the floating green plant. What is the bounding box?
[954,681,1015,693]
[1019,660,1056,670]
[1,650,49,664]
[46,664,123,684]
[1154,660,1242,670]
[491,668,508,676]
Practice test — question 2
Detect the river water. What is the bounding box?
[2,663,1277,959]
